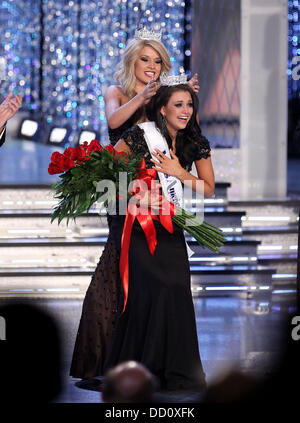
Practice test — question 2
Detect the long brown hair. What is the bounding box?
[146,84,204,169]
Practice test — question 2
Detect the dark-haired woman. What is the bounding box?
[103,83,214,391]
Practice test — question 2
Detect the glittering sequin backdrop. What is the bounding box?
[0,0,186,145]
[288,0,300,99]
[0,1,41,111]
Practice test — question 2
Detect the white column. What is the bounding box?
[240,0,288,199]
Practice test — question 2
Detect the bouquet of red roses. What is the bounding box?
[49,140,141,224]
[49,140,226,253]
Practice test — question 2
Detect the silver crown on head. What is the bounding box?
[160,72,188,86]
[134,27,162,42]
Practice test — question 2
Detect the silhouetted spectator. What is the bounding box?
[203,369,262,403]
[0,301,62,404]
[203,312,300,403]
[102,360,157,403]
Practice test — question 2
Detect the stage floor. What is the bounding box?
[0,138,298,403]
[0,295,295,403]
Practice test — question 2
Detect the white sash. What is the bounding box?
[138,121,194,258]
[138,122,183,208]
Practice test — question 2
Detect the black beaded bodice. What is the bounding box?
[107,106,146,146]
[122,125,211,171]
[108,118,135,146]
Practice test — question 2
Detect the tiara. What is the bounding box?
[134,27,162,42]
[160,72,188,86]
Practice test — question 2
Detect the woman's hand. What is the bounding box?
[140,78,158,101]
[0,93,22,128]
[187,73,199,93]
[150,148,184,179]
[129,185,162,211]
[139,191,161,210]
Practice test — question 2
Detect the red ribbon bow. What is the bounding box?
[119,159,177,313]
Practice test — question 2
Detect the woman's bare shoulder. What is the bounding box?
[104,85,126,99]
[104,85,130,106]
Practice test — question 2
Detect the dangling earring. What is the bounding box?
[162,114,167,128]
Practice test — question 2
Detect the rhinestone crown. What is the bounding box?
[160,72,188,86]
[134,27,162,42]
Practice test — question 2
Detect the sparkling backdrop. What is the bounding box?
[1,0,296,147]
[0,0,41,111]
[288,0,300,99]
[0,0,186,145]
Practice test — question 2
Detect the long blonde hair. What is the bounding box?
[114,39,171,99]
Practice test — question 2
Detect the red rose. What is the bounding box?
[48,151,75,174]
[81,141,89,151]
[87,139,102,155]
[75,146,88,160]
[63,156,76,170]
[50,151,64,163]
[49,152,66,172]
[76,156,90,165]
[64,145,87,162]
[64,147,78,160]
[104,144,115,154]
[48,162,63,175]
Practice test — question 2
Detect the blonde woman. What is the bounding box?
[70,33,199,387]
[105,37,199,145]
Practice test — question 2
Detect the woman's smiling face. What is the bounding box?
[160,90,194,135]
[134,46,162,85]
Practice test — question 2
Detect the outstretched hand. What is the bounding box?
[188,73,200,93]
[150,148,184,179]
[0,92,22,128]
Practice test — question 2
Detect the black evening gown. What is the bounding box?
[70,120,131,378]
[70,124,210,390]
[104,213,206,390]
[70,113,146,378]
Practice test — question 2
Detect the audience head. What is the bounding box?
[0,301,62,404]
[102,360,157,403]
